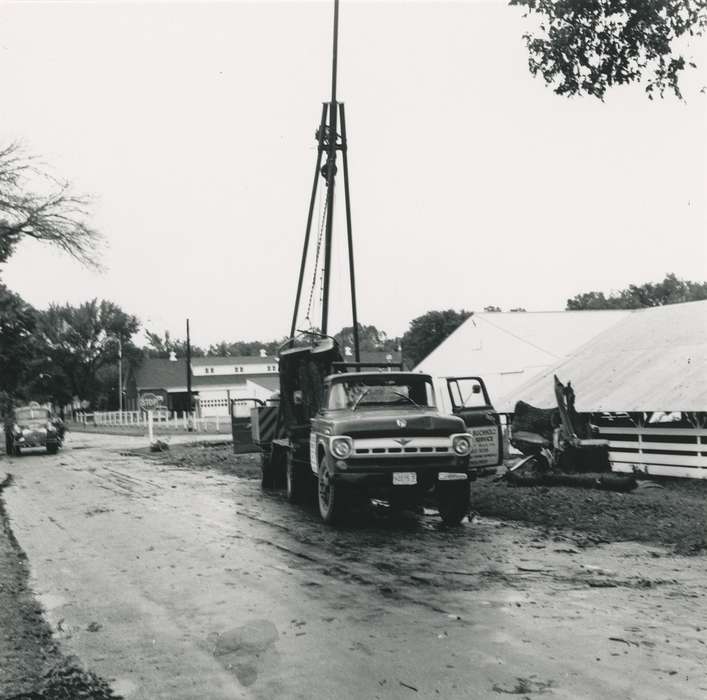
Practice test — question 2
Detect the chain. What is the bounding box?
[305,196,328,324]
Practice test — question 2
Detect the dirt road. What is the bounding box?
[2,432,706,699]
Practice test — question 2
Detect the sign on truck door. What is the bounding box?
[445,376,503,469]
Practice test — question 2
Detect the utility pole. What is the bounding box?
[186,318,193,428]
[117,337,123,416]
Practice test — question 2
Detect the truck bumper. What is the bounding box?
[330,458,473,495]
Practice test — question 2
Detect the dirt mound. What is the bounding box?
[138,442,262,479]
[471,474,707,555]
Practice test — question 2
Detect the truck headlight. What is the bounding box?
[330,436,353,459]
[451,434,472,456]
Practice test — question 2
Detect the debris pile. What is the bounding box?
[9,662,122,699]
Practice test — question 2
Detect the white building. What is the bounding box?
[415,310,632,406]
[126,350,280,417]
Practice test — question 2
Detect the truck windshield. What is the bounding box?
[327,376,435,410]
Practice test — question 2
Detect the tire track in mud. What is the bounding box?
[228,493,695,616]
[58,444,169,499]
[229,506,526,615]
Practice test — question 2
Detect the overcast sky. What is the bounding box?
[1,0,705,348]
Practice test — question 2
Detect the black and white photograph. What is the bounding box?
[0,0,706,698]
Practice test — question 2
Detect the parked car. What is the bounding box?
[4,404,63,456]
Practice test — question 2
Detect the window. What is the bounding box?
[448,378,487,409]
[326,375,435,411]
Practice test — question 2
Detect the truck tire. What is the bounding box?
[437,481,470,526]
[286,452,307,503]
[261,451,275,489]
[318,454,346,524]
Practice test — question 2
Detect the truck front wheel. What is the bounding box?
[318,454,346,524]
[437,481,471,526]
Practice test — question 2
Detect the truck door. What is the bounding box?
[446,376,503,468]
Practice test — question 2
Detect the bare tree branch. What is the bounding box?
[0,142,104,268]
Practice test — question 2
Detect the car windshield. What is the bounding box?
[15,408,51,424]
[327,375,435,410]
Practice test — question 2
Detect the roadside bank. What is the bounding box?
[0,475,121,699]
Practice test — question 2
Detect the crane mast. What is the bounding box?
[289,0,360,361]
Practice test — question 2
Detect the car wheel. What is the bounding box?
[437,481,470,526]
[13,445,22,457]
[5,434,12,456]
[47,444,58,455]
[318,453,346,524]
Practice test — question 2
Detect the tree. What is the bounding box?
[511,0,707,99]
[0,283,37,397]
[483,305,503,313]
[0,142,102,267]
[36,300,141,406]
[566,273,707,309]
[144,330,205,359]
[334,324,400,353]
[401,309,472,368]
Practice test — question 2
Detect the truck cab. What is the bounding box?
[310,370,473,524]
[252,338,477,525]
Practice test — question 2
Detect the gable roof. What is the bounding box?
[495,300,707,413]
[414,310,631,404]
[133,358,188,390]
[133,356,278,390]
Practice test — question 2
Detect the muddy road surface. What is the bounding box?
[2,432,706,699]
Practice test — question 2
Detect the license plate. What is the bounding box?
[393,472,417,485]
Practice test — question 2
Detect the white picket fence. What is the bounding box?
[76,410,229,433]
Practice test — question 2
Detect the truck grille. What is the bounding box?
[350,437,452,458]
[355,446,449,455]
[346,456,459,469]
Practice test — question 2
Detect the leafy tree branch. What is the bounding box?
[511,0,707,99]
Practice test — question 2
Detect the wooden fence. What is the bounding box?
[597,425,707,479]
